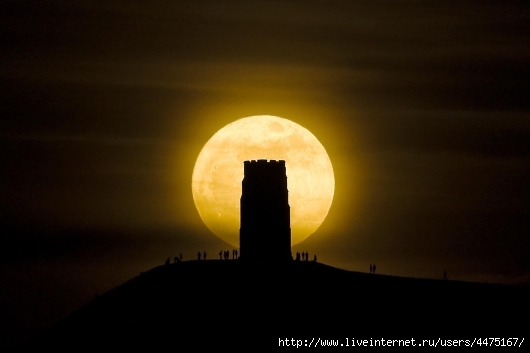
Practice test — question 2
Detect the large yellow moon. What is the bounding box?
[191,115,334,247]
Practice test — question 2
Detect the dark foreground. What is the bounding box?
[14,261,530,349]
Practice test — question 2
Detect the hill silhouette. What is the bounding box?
[16,260,529,349]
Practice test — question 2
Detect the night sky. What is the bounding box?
[2,0,530,343]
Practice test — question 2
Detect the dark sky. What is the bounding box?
[2,0,530,343]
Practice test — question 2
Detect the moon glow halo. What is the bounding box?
[191,115,334,247]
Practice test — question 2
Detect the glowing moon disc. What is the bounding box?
[192,115,334,247]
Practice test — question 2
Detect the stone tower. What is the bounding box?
[239,159,291,262]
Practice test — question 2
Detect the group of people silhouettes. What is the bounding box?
[369,264,377,274]
[295,251,317,262]
[219,249,238,260]
[167,249,321,264]
[195,250,240,260]
[165,250,240,263]
[165,253,182,265]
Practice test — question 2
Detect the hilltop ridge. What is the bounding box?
[19,260,529,349]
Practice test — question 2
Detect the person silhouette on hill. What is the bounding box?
[219,251,222,260]
[313,254,317,262]
[296,252,300,261]
[197,252,201,260]
[306,252,309,261]
[235,249,238,258]
[174,256,178,263]
[203,251,206,260]
[373,264,376,274]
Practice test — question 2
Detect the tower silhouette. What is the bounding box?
[239,159,291,262]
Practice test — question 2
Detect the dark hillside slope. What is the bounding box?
[22,261,529,349]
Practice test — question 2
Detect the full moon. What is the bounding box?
[191,115,334,247]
